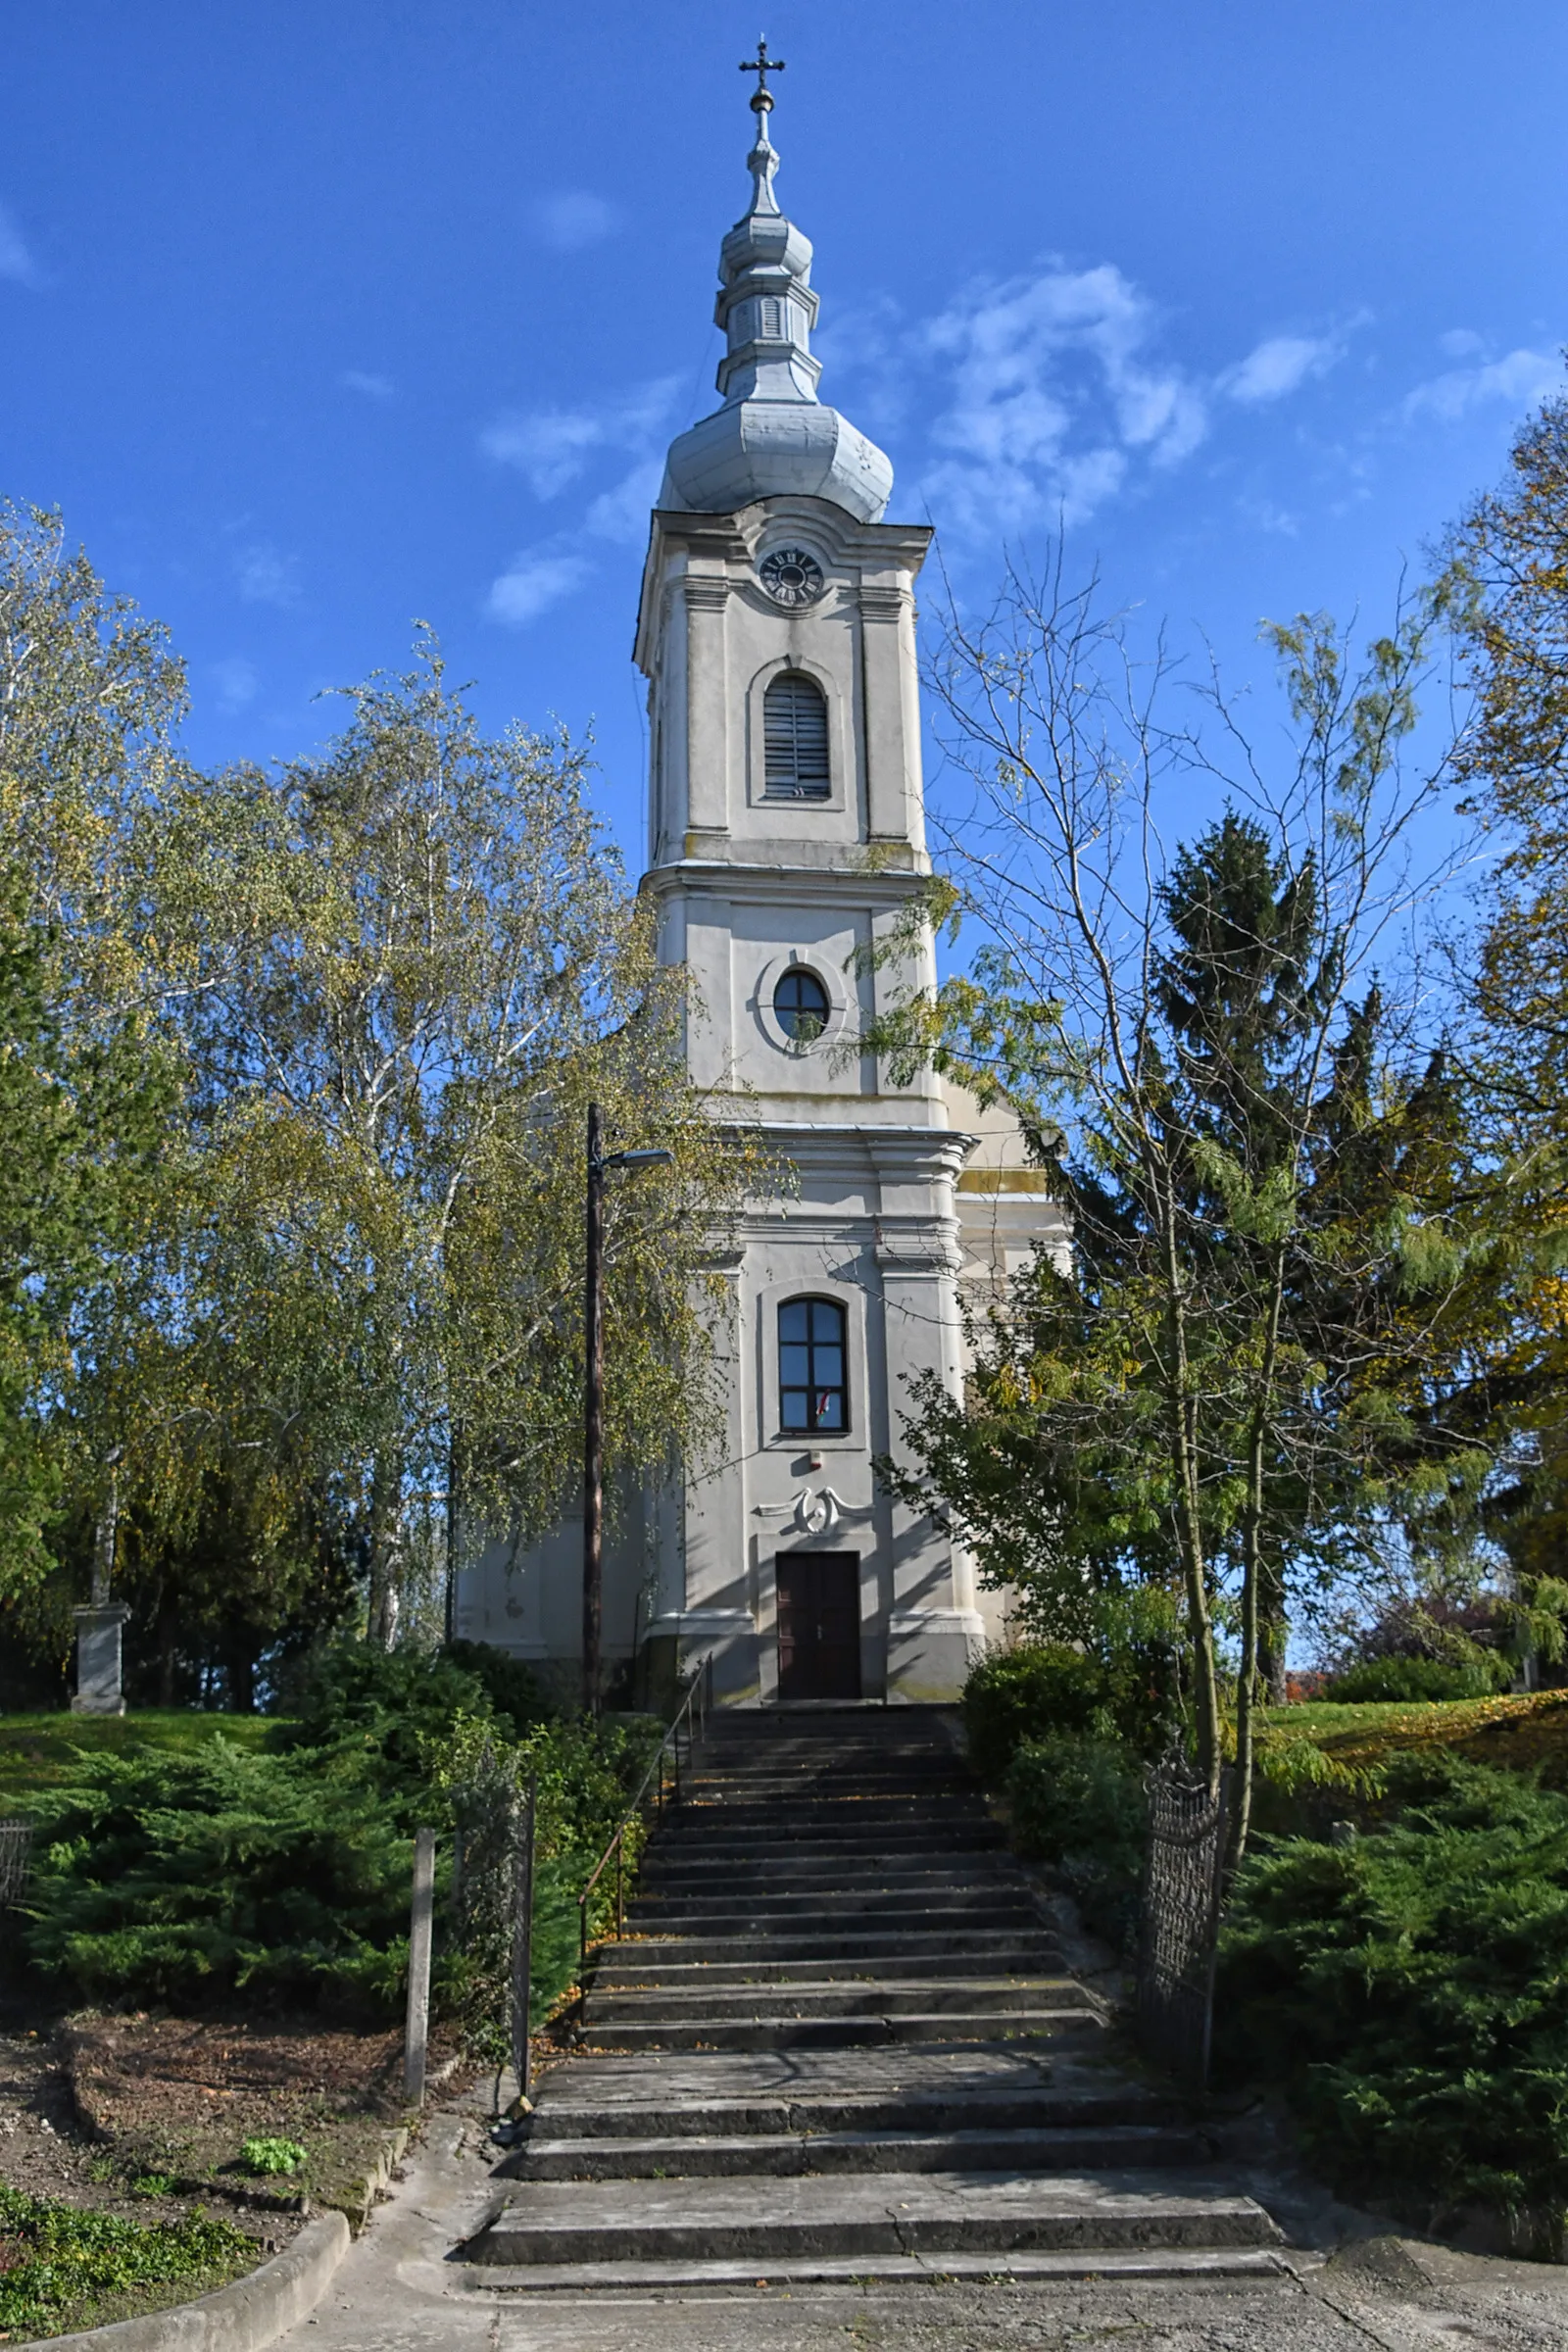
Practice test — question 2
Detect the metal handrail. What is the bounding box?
[577,1653,713,1994]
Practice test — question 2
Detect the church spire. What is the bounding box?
[656,45,894,524]
[739,38,785,218]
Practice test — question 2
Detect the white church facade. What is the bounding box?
[456,61,1065,1706]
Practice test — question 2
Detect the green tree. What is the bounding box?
[0,507,189,1608]
[156,640,755,1648]
[865,564,1481,1846]
[1448,378,1568,1661]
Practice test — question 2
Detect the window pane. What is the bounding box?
[811,1348,843,1388]
[780,1345,810,1385]
[775,968,829,1042]
[779,1302,808,1343]
[814,1392,844,1429]
[780,1390,810,1429]
[809,1300,845,1343]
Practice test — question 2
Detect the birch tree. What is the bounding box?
[159,640,751,1645]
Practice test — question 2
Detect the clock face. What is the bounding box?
[759,546,826,608]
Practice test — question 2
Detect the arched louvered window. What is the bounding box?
[763,673,831,801]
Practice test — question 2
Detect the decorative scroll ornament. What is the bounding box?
[760,547,825,607]
[753,1486,876,1538]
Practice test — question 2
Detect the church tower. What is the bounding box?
[458,54,1062,1702]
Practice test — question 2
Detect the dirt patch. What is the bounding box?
[59,2013,462,2221]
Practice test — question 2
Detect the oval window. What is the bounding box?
[774,967,829,1044]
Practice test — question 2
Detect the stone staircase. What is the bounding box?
[465,1706,1285,2289]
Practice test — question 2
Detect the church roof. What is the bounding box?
[658,49,894,525]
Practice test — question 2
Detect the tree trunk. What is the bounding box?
[155,1584,177,1707]
[1150,1151,1222,1793]
[367,1463,404,1650]
[1230,1250,1290,1874]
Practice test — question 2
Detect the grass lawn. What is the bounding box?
[0,1713,285,1812]
[1250,1688,1568,1825]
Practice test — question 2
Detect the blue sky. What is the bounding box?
[4,1,1565,867]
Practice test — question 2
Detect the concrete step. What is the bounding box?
[528,2041,1154,2111]
[458,2246,1289,2289]
[638,1853,1017,1885]
[576,2009,1102,2051]
[465,2168,1284,2266]
[588,1975,1097,2023]
[633,1886,1030,1913]
[627,1899,1045,1931]
[514,2122,1210,2180]
[589,1946,1062,1986]
[678,1794,990,1818]
[523,2083,1181,2140]
[682,1772,971,1794]
[651,1830,1004,1857]
[598,1928,1053,1961]
[623,1918,1046,1944]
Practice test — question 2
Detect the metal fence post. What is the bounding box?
[511,1773,537,2104]
[404,1827,436,2106]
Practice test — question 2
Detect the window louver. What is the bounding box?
[763,674,831,800]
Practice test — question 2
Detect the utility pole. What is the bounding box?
[582,1105,673,1718]
[582,1102,607,1718]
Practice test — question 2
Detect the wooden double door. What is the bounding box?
[776,1551,862,1701]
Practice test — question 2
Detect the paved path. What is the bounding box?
[275,2088,1568,2350]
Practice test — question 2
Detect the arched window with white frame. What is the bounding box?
[778,1297,848,1433]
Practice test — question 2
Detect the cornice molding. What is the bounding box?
[641,858,931,906]
[683,575,731,612]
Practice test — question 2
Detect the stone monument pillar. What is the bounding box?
[71,1603,130,1715]
[73,1449,127,1714]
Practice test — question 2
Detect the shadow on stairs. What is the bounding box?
[462,1706,1285,2290]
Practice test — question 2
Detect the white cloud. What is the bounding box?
[586,457,664,544]
[485,546,593,627]
[912,264,1206,533]
[1221,331,1345,404]
[1403,345,1564,423]
[341,369,394,400]
[1439,327,1485,360]
[211,658,258,712]
[480,378,677,499]
[530,192,620,253]
[0,202,39,286]
[234,544,298,607]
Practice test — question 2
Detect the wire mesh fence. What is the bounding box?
[448,1738,528,2060]
[0,1820,31,1907]
[1136,1758,1229,2093]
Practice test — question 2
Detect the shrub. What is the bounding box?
[963,1641,1172,1781]
[20,1740,415,2012]
[964,1646,1113,1781]
[1324,1652,1512,1704]
[1004,1735,1147,1947]
[1218,1755,1568,2255]
[442,1641,548,1736]
[274,1642,504,1810]
[20,1647,661,2027]
[0,2183,251,2339]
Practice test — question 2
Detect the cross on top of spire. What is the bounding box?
[739,37,785,111]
